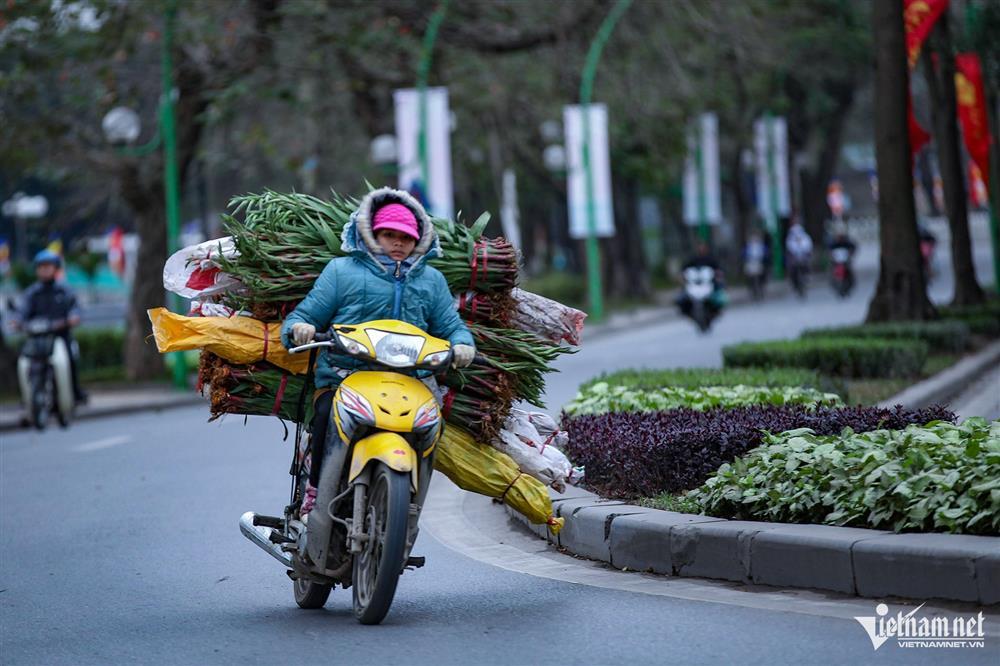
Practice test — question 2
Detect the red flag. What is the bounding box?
[908,94,930,158]
[904,0,949,69]
[954,53,991,189]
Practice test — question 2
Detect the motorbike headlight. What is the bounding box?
[365,330,425,368]
[423,350,451,368]
[337,333,371,358]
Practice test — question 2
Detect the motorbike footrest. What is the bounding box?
[405,556,425,569]
[252,514,283,528]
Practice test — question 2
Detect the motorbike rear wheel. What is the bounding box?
[293,577,332,609]
[352,463,410,625]
[31,370,52,431]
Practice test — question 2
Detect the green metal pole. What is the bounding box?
[695,119,709,243]
[580,0,633,321]
[417,1,449,207]
[766,113,784,280]
[162,1,186,389]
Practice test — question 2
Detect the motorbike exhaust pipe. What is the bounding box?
[239,511,292,568]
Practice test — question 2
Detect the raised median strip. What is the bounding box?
[503,488,1000,604]
[877,339,1000,411]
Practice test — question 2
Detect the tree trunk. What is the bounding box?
[923,14,985,306]
[124,203,168,380]
[866,0,934,322]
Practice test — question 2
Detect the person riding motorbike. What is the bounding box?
[280,188,475,518]
[16,250,87,405]
[828,225,857,294]
[785,221,813,296]
[742,230,768,300]
[676,241,727,323]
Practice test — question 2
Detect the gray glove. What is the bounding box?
[291,323,316,346]
[452,344,475,368]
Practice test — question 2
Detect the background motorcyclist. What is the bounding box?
[785,220,813,295]
[742,229,769,300]
[17,249,87,404]
[828,224,857,292]
[280,187,475,517]
[676,241,727,320]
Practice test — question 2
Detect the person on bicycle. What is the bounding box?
[17,249,87,404]
[281,187,475,516]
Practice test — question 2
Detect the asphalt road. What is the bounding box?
[2,228,998,665]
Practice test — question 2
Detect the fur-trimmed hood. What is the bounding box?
[341,187,442,272]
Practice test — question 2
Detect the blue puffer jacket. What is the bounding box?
[280,187,474,388]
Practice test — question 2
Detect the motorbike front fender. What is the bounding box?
[348,432,417,490]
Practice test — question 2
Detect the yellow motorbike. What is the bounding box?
[240,319,450,624]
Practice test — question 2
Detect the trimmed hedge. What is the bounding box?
[563,383,842,416]
[579,366,829,393]
[689,418,1000,535]
[562,404,954,499]
[74,328,125,373]
[801,320,970,354]
[722,337,928,379]
[938,302,1000,337]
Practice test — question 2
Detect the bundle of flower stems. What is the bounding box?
[198,189,574,441]
[199,352,314,424]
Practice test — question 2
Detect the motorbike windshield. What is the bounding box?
[365,329,425,368]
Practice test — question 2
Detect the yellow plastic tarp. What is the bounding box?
[434,425,564,534]
[147,308,309,375]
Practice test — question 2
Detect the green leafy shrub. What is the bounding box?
[722,338,928,379]
[688,418,1000,535]
[564,383,842,416]
[74,328,125,373]
[579,366,830,393]
[938,301,1000,337]
[801,320,970,353]
[520,271,586,309]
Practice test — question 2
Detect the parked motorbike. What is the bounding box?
[682,266,719,333]
[17,317,74,430]
[241,319,451,624]
[830,247,853,298]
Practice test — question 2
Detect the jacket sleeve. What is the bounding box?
[425,269,474,348]
[281,259,342,347]
[64,287,81,321]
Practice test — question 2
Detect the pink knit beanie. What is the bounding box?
[372,203,420,240]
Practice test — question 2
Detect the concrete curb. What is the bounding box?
[878,340,1000,410]
[0,393,205,433]
[505,488,1000,604]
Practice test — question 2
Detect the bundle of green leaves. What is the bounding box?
[688,419,1000,535]
[563,383,842,417]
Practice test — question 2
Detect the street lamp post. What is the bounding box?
[102,2,185,389]
[579,0,634,322]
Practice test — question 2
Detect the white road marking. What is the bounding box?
[74,434,133,452]
[422,477,1000,630]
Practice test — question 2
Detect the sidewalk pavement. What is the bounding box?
[0,384,204,433]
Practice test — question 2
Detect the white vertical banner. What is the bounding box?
[682,113,722,226]
[500,168,521,249]
[564,103,615,239]
[393,87,454,220]
[754,115,790,227]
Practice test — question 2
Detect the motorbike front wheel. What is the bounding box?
[293,577,332,609]
[352,463,410,625]
[31,369,52,431]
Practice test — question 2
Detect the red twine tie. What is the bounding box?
[271,373,288,416]
[442,389,456,418]
[499,472,524,504]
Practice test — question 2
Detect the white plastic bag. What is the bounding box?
[164,236,242,299]
[510,288,587,346]
[490,409,582,493]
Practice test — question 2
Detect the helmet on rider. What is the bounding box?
[33,249,62,268]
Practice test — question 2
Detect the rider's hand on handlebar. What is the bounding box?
[452,344,475,368]
[291,323,316,346]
